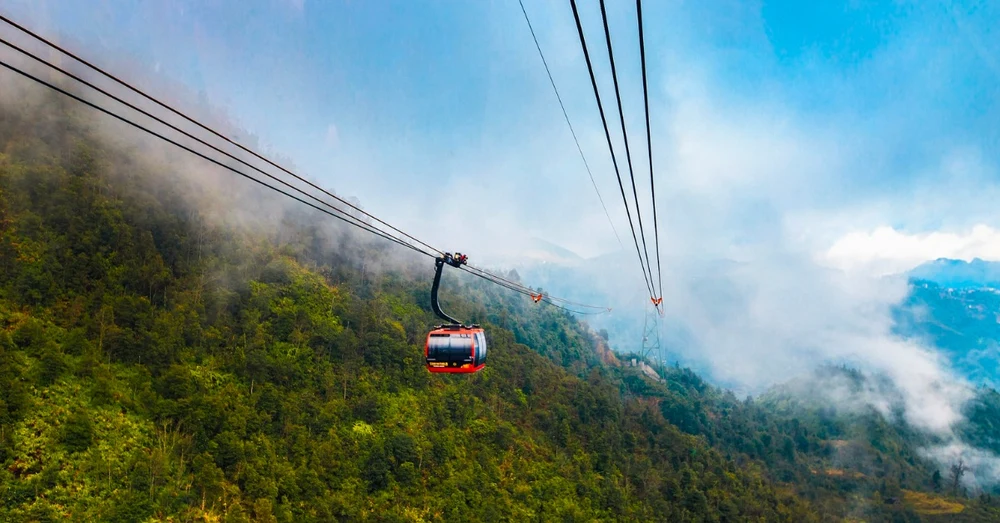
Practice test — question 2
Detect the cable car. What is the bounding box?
[425,252,487,374]
[425,325,487,373]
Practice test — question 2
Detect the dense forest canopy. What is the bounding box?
[2,77,1000,522]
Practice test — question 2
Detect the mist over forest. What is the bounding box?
[5,2,1000,521]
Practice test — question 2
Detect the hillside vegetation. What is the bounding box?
[0,91,824,522]
[3,90,1000,522]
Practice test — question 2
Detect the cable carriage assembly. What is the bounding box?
[425,253,487,374]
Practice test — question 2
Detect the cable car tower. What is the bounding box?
[640,306,665,373]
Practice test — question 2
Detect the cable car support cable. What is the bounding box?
[0,20,611,318]
[636,0,664,304]
[0,14,444,259]
[517,0,623,251]
[597,0,657,298]
[0,58,435,261]
[460,264,608,310]
[458,266,610,315]
[0,36,435,260]
[568,0,655,301]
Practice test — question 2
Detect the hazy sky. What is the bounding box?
[6,0,1000,272]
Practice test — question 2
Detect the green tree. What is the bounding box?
[60,410,94,453]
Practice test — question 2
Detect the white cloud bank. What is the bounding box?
[822,225,1000,276]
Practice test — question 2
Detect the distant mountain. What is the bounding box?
[908,258,1000,288]
[894,280,1000,386]
[520,237,585,265]
[486,237,585,268]
[898,259,1000,385]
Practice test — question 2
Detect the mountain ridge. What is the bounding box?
[908,258,1000,288]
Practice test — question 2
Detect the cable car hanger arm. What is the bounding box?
[431,253,468,325]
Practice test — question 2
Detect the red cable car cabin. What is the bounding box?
[425,252,487,374]
[425,325,486,373]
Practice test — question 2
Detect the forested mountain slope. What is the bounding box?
[3,88,1000,521]
[894,280,1000,386]
[0,90,821,521]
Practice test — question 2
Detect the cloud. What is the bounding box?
[657,238,972,433]
[528,0,1000,485]
[822,225,1000,276]
[921,442,1000,493]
